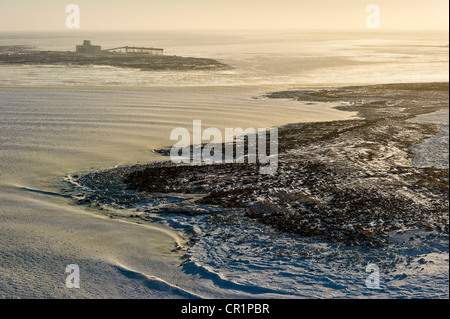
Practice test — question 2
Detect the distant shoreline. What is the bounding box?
[1,81,448,90]
[0,45,230,71]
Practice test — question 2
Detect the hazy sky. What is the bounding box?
[0,0,448,31]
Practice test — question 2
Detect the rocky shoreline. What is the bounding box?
[73,83,449,247]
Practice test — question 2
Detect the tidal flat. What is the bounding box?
[72,82,449,247]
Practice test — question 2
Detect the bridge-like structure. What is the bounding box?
[103,46,164,55]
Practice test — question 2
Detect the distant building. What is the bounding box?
[76,40,102,55]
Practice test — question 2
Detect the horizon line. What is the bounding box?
[0,27,449,33]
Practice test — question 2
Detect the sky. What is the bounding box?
[0,0,448,31]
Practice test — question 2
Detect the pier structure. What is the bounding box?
[103,46,164,55]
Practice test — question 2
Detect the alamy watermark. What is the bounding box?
[63,3,380,30]
[366,4,381,29]
[170,120,278,175]
[65,4,80,29]
[365,263,380,289]
[65,4,379,30]
[65,264,80,289]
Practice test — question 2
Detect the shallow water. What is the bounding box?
[0,86,358,185]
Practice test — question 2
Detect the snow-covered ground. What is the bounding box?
[409,108,449,170]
